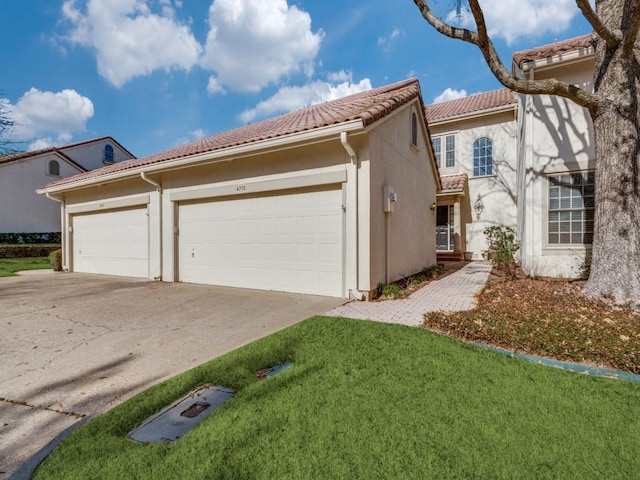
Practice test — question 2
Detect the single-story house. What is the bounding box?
[38,79,441,299]
[425,34,595,278]
[0,137,134,233]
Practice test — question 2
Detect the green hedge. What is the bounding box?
[0,232,61,244]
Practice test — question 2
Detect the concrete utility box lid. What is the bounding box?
[128,385,234,443]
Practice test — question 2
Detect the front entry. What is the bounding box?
[436,205,454,251]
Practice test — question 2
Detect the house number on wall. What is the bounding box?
[236,185,246,192]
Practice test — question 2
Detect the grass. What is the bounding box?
[0,257,52,277]
[34,316,640,480]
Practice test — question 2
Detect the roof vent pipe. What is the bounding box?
[340,131,365,301]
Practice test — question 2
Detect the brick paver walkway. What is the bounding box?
[326,261,492,326]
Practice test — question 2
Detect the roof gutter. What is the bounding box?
[340,131,365,301]
[45,193,68,271]
[38,120,365,195]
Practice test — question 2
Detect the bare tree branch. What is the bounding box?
[412,0,602,114]
[575,0,619,45]
[622,2,640,55]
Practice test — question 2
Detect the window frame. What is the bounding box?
[432,134,456,169]
[473,137,494,177]
[103,144,115,165]
[546,170,595,247]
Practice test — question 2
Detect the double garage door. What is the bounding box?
[70,187,344,297]
[178,187,343,297]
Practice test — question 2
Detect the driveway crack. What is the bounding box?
[0,397,86,419]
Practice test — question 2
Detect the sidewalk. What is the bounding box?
[326,261,492,326]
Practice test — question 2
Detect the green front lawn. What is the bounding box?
[0,257,51,277]
[34,317,640,479]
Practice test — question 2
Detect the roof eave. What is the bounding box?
[38,119,366,194]
[519,46,595,72]
[428,103,516,126]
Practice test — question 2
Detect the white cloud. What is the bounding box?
[5,88,94,147]
[61,0,202,87]
[201,0,324,93]
[240,74,372,123]
[433,88,467,104]
[447,0,579,44]
[377,28,403,49]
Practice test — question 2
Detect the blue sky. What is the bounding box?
[0,0,591,158]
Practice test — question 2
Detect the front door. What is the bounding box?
[436,205,454,251]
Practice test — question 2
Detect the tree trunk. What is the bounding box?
[584,20,640,304]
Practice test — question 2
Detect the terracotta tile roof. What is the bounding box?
[425,89,516,123]
[0,136,133,167]
[440,173,468,192]
[43,78,424,190]
[513,34,594,68]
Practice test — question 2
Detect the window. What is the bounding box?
[473,137,493,176]
[411,112,418,146]
[445,135,455,168]
[48,160,60,176]
[432,137,441,168]
[548,171,595,245]
[432,134,455,168]
[104,144,114,164]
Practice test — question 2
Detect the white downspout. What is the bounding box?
[340,131,365,301]
[45,193,68,271]
[140,172,163,280]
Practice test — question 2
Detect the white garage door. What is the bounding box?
[72,207,149,278]
[178,187,343,297]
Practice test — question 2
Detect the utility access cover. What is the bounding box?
[128,385,234,443]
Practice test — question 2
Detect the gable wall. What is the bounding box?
[63,139,134,171]
[0,155,83,233]
[367,102,437,287]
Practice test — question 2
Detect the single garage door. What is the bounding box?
[72,207,149,278]
[178,187,343,297]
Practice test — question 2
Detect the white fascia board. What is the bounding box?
[37,119,365,194]
[520,48,595,73]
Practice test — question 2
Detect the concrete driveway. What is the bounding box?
[0,272,344,479]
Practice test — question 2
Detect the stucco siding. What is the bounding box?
[0,157,82,232]
[519,58,594,277]
[368,102,437,288]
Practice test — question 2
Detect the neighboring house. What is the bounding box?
[0,137,135,233]
[425,89,517,260]
[425,34,594,278]
[38,79,441,299]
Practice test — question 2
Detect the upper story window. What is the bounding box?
[48,160,60,176]
[432,134,455,169]
[104,144,114,164]
[548,171,595,245]
[473,137,493,176]
[411,112,418,146]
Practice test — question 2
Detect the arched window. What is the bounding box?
[473,137,493,176]
[411,112,418,146]
[48,159,60,176]
[104,144,114,164]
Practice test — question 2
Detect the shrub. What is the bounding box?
[0,232,61,244]
[49,249,63,271]
[484,226,519,279]
[576,253,592,280]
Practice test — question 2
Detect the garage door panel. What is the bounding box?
[72,208,149,278]
[179,188,343,297]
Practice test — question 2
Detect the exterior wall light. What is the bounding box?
[474,194,484,220]
[430,202,437,211]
